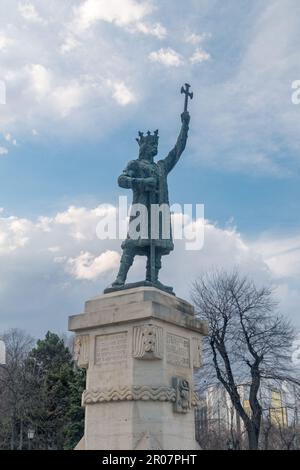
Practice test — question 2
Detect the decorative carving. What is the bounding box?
[74,335,89,368]
[173,377,191,414]
[82,386,176,405]
[82,383,199,411]
[133,324,163,360]
[192,337,202,369]
[192,390,200,407]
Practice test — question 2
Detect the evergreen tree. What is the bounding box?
[28,332,85,450]
[64,367,85,449]
[0,330,85,449]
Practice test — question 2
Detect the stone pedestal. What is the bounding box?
[68,287,208,450]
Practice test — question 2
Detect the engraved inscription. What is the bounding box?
[95,332,128,365]
[166,333,190,368]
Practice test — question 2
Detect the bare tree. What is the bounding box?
[261,414,300,450]
[192,269,299,450]
[0,329,34,449]
[195,386,247,449]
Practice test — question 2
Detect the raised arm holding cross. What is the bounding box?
[181,83,194,112]
[163,83,193,174]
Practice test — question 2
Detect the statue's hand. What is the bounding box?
[144,177,156,191]
[181,111,190,125]
[132,177,156,191]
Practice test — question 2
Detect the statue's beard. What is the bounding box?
[139,152,154,162]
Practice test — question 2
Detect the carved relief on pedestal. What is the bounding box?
[74,334,89,368]
[82,383,199,409]
[133,324,163,360]
[82,385,175,405]
[191,390,200,408]
[192,336,202,369]
[172,377,191,414]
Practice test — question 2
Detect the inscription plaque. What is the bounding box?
[95,332,128,365]
[166,333,190,368]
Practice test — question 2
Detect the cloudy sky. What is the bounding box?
[0,0,300,338]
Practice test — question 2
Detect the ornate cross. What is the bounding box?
[181,83,193,112]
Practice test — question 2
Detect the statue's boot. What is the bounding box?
[111,278,125,287]
[146,255,173,293]
[153,279,174,293]
[112,250,134,287]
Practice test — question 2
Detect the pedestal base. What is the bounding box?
[104,280,174,296]
[69,287,208,450]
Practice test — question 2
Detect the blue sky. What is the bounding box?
[0,0,300,338]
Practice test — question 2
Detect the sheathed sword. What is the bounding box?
[149,184,156,283]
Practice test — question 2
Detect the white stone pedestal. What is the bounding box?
[69,287,208,450]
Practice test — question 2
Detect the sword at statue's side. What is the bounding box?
[149,187,156,283]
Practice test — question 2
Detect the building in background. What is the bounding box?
[196,381,300,449]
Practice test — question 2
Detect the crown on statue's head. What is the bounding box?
[136,130,159,147]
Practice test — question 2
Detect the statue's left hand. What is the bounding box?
[144,177,156,191]
[132,177,156,191]
[181,111,190,125]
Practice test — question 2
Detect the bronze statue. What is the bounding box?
[105,84,193,295]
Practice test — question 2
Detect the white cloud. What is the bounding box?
[69,0,167,43]
[149,48,183,67]
[108,80,136,106]
[191,0,300,174]
[0,204,122,334]
[0,0,299,177]
[0,203,299,335]
[0,33,13,51]
[48,246,61,253]
[131,22,167,39]
[26,64,52,99]
[53,204,117,240]
[66,250,120,280]
[253,234,300,279]
[190,47,210,64]
[51,82,87,117]
[250,232,300,322]
[185,32,211,45]
[72,0,153,32]
[18,3,44,23]
[25,64,88,118]
[0,216,32,253]
[4,133,17,146]
[1,51,136,134]
[60,35,81,54]
[0,147,8,156]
